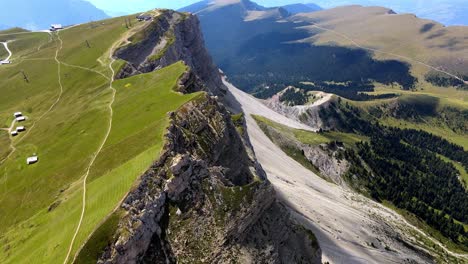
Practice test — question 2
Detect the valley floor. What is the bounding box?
[225,78,467,263]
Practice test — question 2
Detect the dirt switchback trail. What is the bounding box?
[0,33,64,166]
[224,78,466,263]
[63,17,153,263]
[1,42,12,61]
[63,43,117,264]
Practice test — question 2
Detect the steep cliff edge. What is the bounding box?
[98,95,321,263]
[114,10,225,96]
[80,9,321,264]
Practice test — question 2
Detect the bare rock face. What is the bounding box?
[263,88,334,130]
[302,143,349,186]
[114,10,226,96]
[257,119,349,186]
[97,9,321,263]
[98,94,321,264]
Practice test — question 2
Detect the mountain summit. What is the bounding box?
[281,3,323,14]
[179,0,266,13]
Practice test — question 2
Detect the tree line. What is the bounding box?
[323,101,468,245]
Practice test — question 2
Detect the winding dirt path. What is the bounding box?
[63,43,118,264]
[1,41,12,61]
[0,33,64,166]
[4,119,16,151]
[64,18,154,263]
[225,78,467,263]
[60,61,110,81]
[17,33,65,144]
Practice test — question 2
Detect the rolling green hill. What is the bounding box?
[0,12,200,264]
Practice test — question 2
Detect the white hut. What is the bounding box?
[14,112,22,117]
[16,116,26,122]
[26,156,38,165]
[11,130,18,136]
[50,24,63,31]
[0,60,11,64]
[16,126,25,132]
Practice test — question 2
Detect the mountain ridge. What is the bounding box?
[311,0,468,26]
[179,0,468,262]
[281,3,322,14]
[0,9,322,263]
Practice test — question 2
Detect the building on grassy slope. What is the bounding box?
[50,24,63,31]
[14,112,22,117]
[16,116,26,122]
[26,156,38,165]
[136,15,152,21]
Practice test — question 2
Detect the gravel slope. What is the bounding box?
[224,78,435,264]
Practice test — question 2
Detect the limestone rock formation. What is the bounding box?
[95,10,322,263]
[99,94,321,264]
[114,10,226,96]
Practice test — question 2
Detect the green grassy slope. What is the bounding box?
[0,12,200,264]
[0,44,7,60]
[253,114,366,178]
[253,115,367,147]
[294,6,468,148]
[348,93,468,150]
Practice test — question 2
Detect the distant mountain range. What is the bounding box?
[312,0,468,26]
[180,0,467,98]
[81,0,468,26]
[0,0,109,30]
[281,3,322,14]
[179,0,414,96]
[179,0,322,15]
[180,0,268,13]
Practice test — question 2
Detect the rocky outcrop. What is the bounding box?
[95,10,321,263]
[98,94,321,264]
[263,87,335,130]
[302,143,349,186]
[256,118,349,186]
[229,202,321,263]
[114,10,226,96]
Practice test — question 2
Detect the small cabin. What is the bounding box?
[50,24,63,31]
[26,156,38,165]
[16,116,26,122]
[16,126,25,132]
[11,130,18,136]
[14,112,22,117]
[136,15,152,21]
[0,60,10,65]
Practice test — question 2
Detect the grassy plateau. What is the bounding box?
[0,12,199,264]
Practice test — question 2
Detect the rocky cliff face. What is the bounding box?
[94,10,321,263]
[263,88,336,131]
[98,94,321,264]
[256,119,349,186]
[115,10,226,96]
